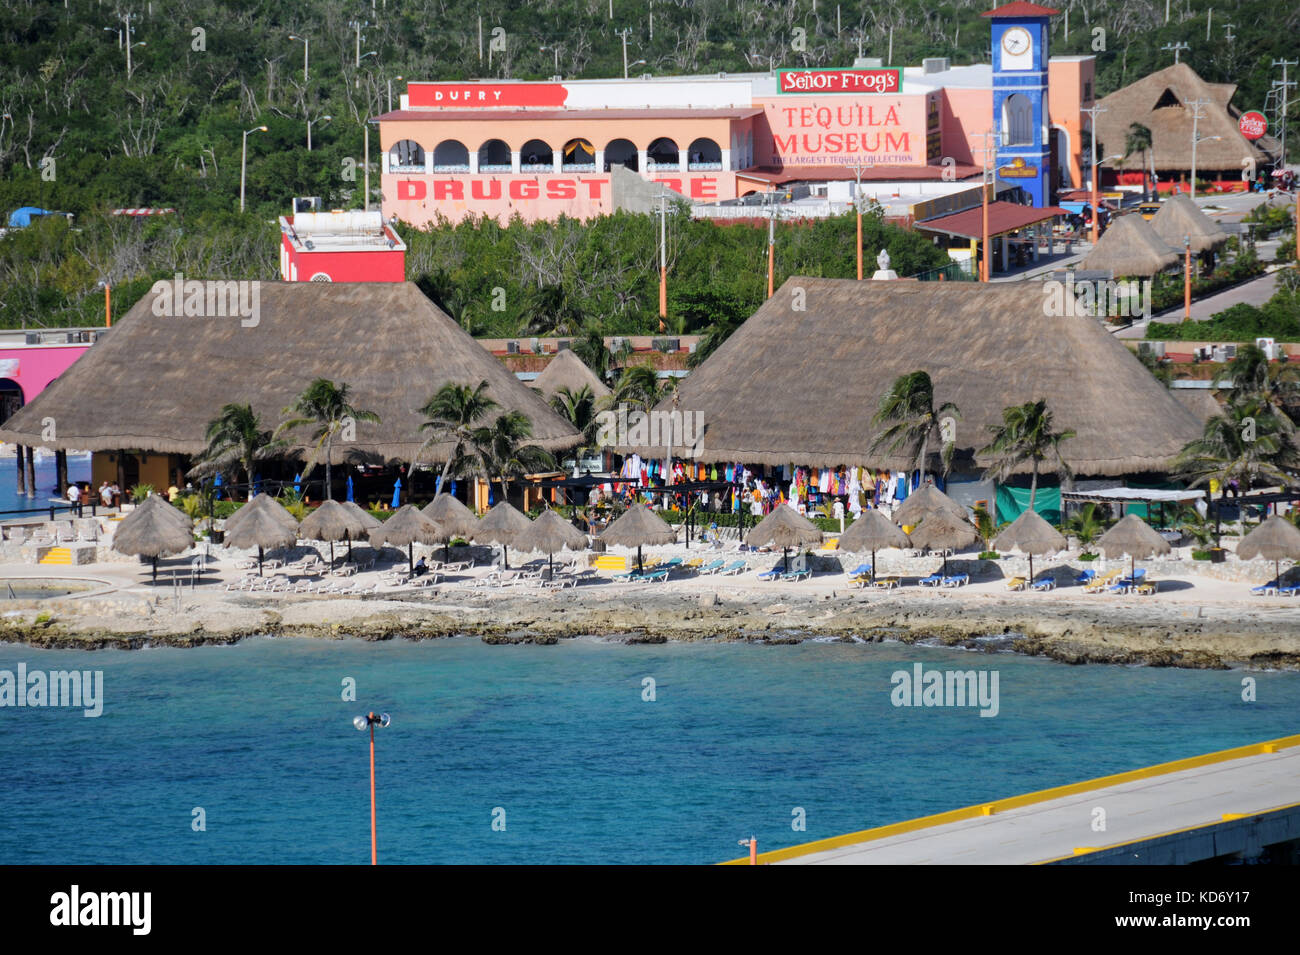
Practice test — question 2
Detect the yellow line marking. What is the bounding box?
[1036,799,1300,864]
[720,733,1300,865]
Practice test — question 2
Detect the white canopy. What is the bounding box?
[1062,488,1205,503]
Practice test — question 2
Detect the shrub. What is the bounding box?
[977,551,1000,560]
[1077,552,1099,561]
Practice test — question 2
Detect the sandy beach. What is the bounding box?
[3,545,1299,669]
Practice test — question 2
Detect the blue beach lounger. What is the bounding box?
[845,563,872,578]
[1073,569,1096,586]
[1252,579,1280,595]
[1030,576,1056,591]
[918,573,945,587]
[756,565,784,581]
[941,574,969,587]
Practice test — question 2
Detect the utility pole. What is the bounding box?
[1187,98,1215,199]
[617,28,631,78]
[969,129,1000,281]
[1161,41,1189,64]
[478,17,482,61]
[364,121,371,212]
[848,161,874,279]
[289,33,309,82]
[1273,59,1297,169]
[1206,8,1212,41]
[350,20,367,68]
[1081,105,1107,244]
[766,192,777,298]
[657,192,668,327]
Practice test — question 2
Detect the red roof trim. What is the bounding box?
[982,2,1060,17]
[915,201,1067,238]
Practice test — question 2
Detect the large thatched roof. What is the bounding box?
[1079,214,1180,277]
[0,282,580,463]
[618,279,1202,476]
[530,349,611,400]
[1095,63,1277,173]
[1150,195,1230,253]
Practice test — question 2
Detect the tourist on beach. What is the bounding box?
[413,556,428,577]
[66,483,80,505]
[99,482,112,507]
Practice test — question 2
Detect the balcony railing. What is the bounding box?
[519,162,553,173]
[390,163,425,173]
[478,163,512,173]
[561,163,597,173]
[432,163,471,173]
[687,161,723,171]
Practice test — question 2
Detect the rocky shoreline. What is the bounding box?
[3,587,1299,670]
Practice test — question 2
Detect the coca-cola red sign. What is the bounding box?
[1238,111,1267,141]
[777,68,901,95]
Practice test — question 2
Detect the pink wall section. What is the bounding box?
[753,95,927,167]
[0,344,90,404]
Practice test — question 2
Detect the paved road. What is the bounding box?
[779,744,1300,865]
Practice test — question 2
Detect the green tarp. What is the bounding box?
[995,484,1062,524]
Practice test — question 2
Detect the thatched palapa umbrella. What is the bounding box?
[993,509,1067,585]
[1097,513,1171,584]
[746,504,823,572]
[1236,516,1300,590]
[599,504,676,575]
[515,508,588,576]
[342,500,382,531]
[838,509,910,583]
[1078,214,1180,277]
[474,501,533,570]
[907,510,979,577]
[300,499,371,564]
[891,483,968,528]
[225,493,298,535]
[1150,194,1229,254]
[224,502,299,575]
[111,494,194,584]
[423,493,480,562]
[369,504,442,574]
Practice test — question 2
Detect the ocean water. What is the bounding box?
[0,636,1296,865]
[0,450,91,515]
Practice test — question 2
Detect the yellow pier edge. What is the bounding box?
[720,732,1300,865]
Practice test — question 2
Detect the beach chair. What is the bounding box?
[1030,575,1056,591]
[697,559,727,575]
[1278,582,1300,596]
[1085,569,1122,593]
[918,573,945,587]
[1251,579,1280,596]
[756,565,784,581]
[719,561,748,576]
[848,573,873,589]
[872,576,900,590]
[640,569,671,583]
[941,574,969,587]
[1005,576,1027,591]
[845,563,872,579]
[782,568,812,582]
[1135,581,1159,596]
[1073,569,1096,587]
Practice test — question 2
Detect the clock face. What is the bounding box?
[1002,27,1032,56]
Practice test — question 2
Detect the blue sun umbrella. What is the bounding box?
[213,473,223,500]
[294,472,302,494]
[252,473,262,496]
[391,478,402,509]
[346,475,354,503]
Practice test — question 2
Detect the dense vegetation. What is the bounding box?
[0,0,1294,331]
[1147,265,1300,340]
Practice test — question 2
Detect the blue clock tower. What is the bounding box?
[982,2,1058,207]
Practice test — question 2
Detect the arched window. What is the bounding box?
[520,139,554,171]
[687,138,722,170]
[0,378,23,427]
[647,137,680,170]
[478,139,512,172]
[432,140,470,172]
[562,138,596,171]
[389,139,426,172]
[604,138,638,172]
[1002,94,1034,147]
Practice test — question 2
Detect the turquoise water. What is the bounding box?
[0,636,1296,864]
[0,450,90,515]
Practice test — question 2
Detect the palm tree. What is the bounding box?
[869,371,960,482]
[979,399,1075,511]
[276,379,380,501]
[604,363,664,413]
[1063,502,1106,551]
[1173,397,1300,493]
[570,323,630,385]
[550,384,600,453]
[688,311,745,369]
[471,410,555,503]
[416,380,499,494]
[1212,343,1300,417]
[191,403,283,500]
[1124,123,1153,199]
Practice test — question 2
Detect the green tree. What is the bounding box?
[471,410,555,502]
[1124,123,1153,198]
[979,399,1075,511]
[869,371,960,481]
[1212,343,1300,417]
[550,385,601,453]
[191,403,282,500]
[417,380,499,493]
[1063,502,1106,550]
[605,363,665,413]
[1174,397,1300,494]
[276,379,380,501]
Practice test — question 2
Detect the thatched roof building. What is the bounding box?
[1079,214,1180,277]
[0,282,579,464]
[617,278,1202,477]
[1094,63,1279,175]
[530,349,611,400]
[1150,195,1230,253]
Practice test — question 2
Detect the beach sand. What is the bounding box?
[2,551,1298,669]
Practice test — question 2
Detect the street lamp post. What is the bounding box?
[352,711,391,865]
[1188,98,1220,200]
[307,115,331,151]
[387,75,403,112]
[540,45,560,74]
[1090,152,1124,244]
[240,125,268,213]
[288,34,309,82]
[848,161,874,279]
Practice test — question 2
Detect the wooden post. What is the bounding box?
[15,445,25,496]
[54,449,68,497]
[25,445,35,497]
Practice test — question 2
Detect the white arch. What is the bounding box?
[1002,93,1034,147]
